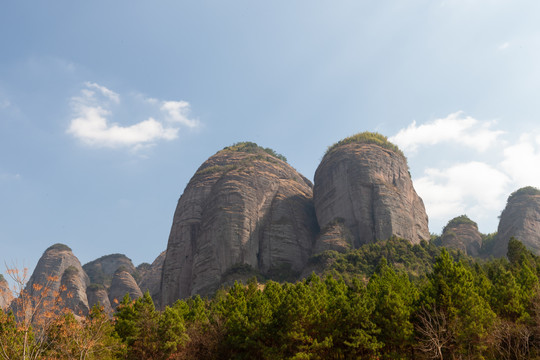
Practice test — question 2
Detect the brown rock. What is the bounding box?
[313,133,429,247]
[108,270,142,308]
[160,142,318,305]
[138,251,165,307]
[494,187,540,257]
[0,276,13,310]
[24,244,90,315]
[313,219,353,254]
[83,253,137,288]
[60,266,91,316]
[440,215,482,256]
[86,284,113,314]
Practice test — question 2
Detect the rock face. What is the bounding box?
[313,133,429,247]
[108,270,143,308]
[25,244,90,315]
[0,276,13,310]
[313,220,353,254]
[494,187,540,257]
[160,142,318,305]
[83,254,137,287]
[440,215,482,256]
[86,284,113,314]
[138,251,165,307]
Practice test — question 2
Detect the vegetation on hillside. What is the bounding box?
[325,132,405,158]
[223,141,288,163]
[508,186,540,201]
[442,214,478,233]
[46,243,72,252]
[4,238,540,359]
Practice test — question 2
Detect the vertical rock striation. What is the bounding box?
[313,133,429,248]
[160,142,318,305]
[494,187,540,257]
[24,244,90,315]
[440,215,482,256]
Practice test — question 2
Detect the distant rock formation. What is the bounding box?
[24,244,90,315]
[138,251,165,307]
[83,253,137,288]
[0,275,13,310]
[313,133,429,247]
[440,215,482,256]
[160,142,318,305]
[108,269,143,308]
[494,187,540,257]
[86,284,113,314]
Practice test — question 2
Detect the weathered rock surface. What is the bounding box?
[494,187,540,257]
[160,143,318,305]
[86,284,113,314]
[313,220,353,254]
[25,244,90,315]
[440,215,482,256]
[83,253,137,287]
[138,251,165,306]
[313,134,429,247]
[0,276,13,310]
[60,266,91,316]
[108,270,142,308]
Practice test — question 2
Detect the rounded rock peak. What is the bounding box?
[324,132,406,160]
[45,243,72,253]
[493,186,540,257]
[160,142,317,304]
[440,215,482,256]
[314,131,428,247]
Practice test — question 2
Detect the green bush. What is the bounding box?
[325,131,405,158]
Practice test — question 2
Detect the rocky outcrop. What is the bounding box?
[0,275,13,310]
[108,270,142,308]
[440,215,482,256]
[313,133,429,247]
[86,284,113,314]
[493,187,540,257]
[138,251,165,306]
[25,244,90,315]
[83,254,137,288]
[60,266,91,316]
[313,219,353,254]
[160,142,318,305]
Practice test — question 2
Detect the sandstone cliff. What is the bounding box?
[25,244,90,315]
[83,253,137,287]
[493,187,540,257]
[0,275,13,310]
[86,284,113,314]
[313,133,429,247]
[440,215,482,256]
[108,269,143,308]
[138,251,165,307]
[160,142,318,305]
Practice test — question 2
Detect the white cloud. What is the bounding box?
[84,82,120,103]
[0,99,10,109]
[389,111,504,153]
[161,101,199,128]
[415,162,510,228]
[500,133,540,189]
[67,82,197,150]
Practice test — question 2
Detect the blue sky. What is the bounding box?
[2,1,540,273]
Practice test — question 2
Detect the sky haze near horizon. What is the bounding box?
[2,1,540,273]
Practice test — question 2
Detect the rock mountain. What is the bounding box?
[493,187,540,258]
[440,215,483,257]
[160,142,319,304]
[20,134,540,311]
[160,135,430,305]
